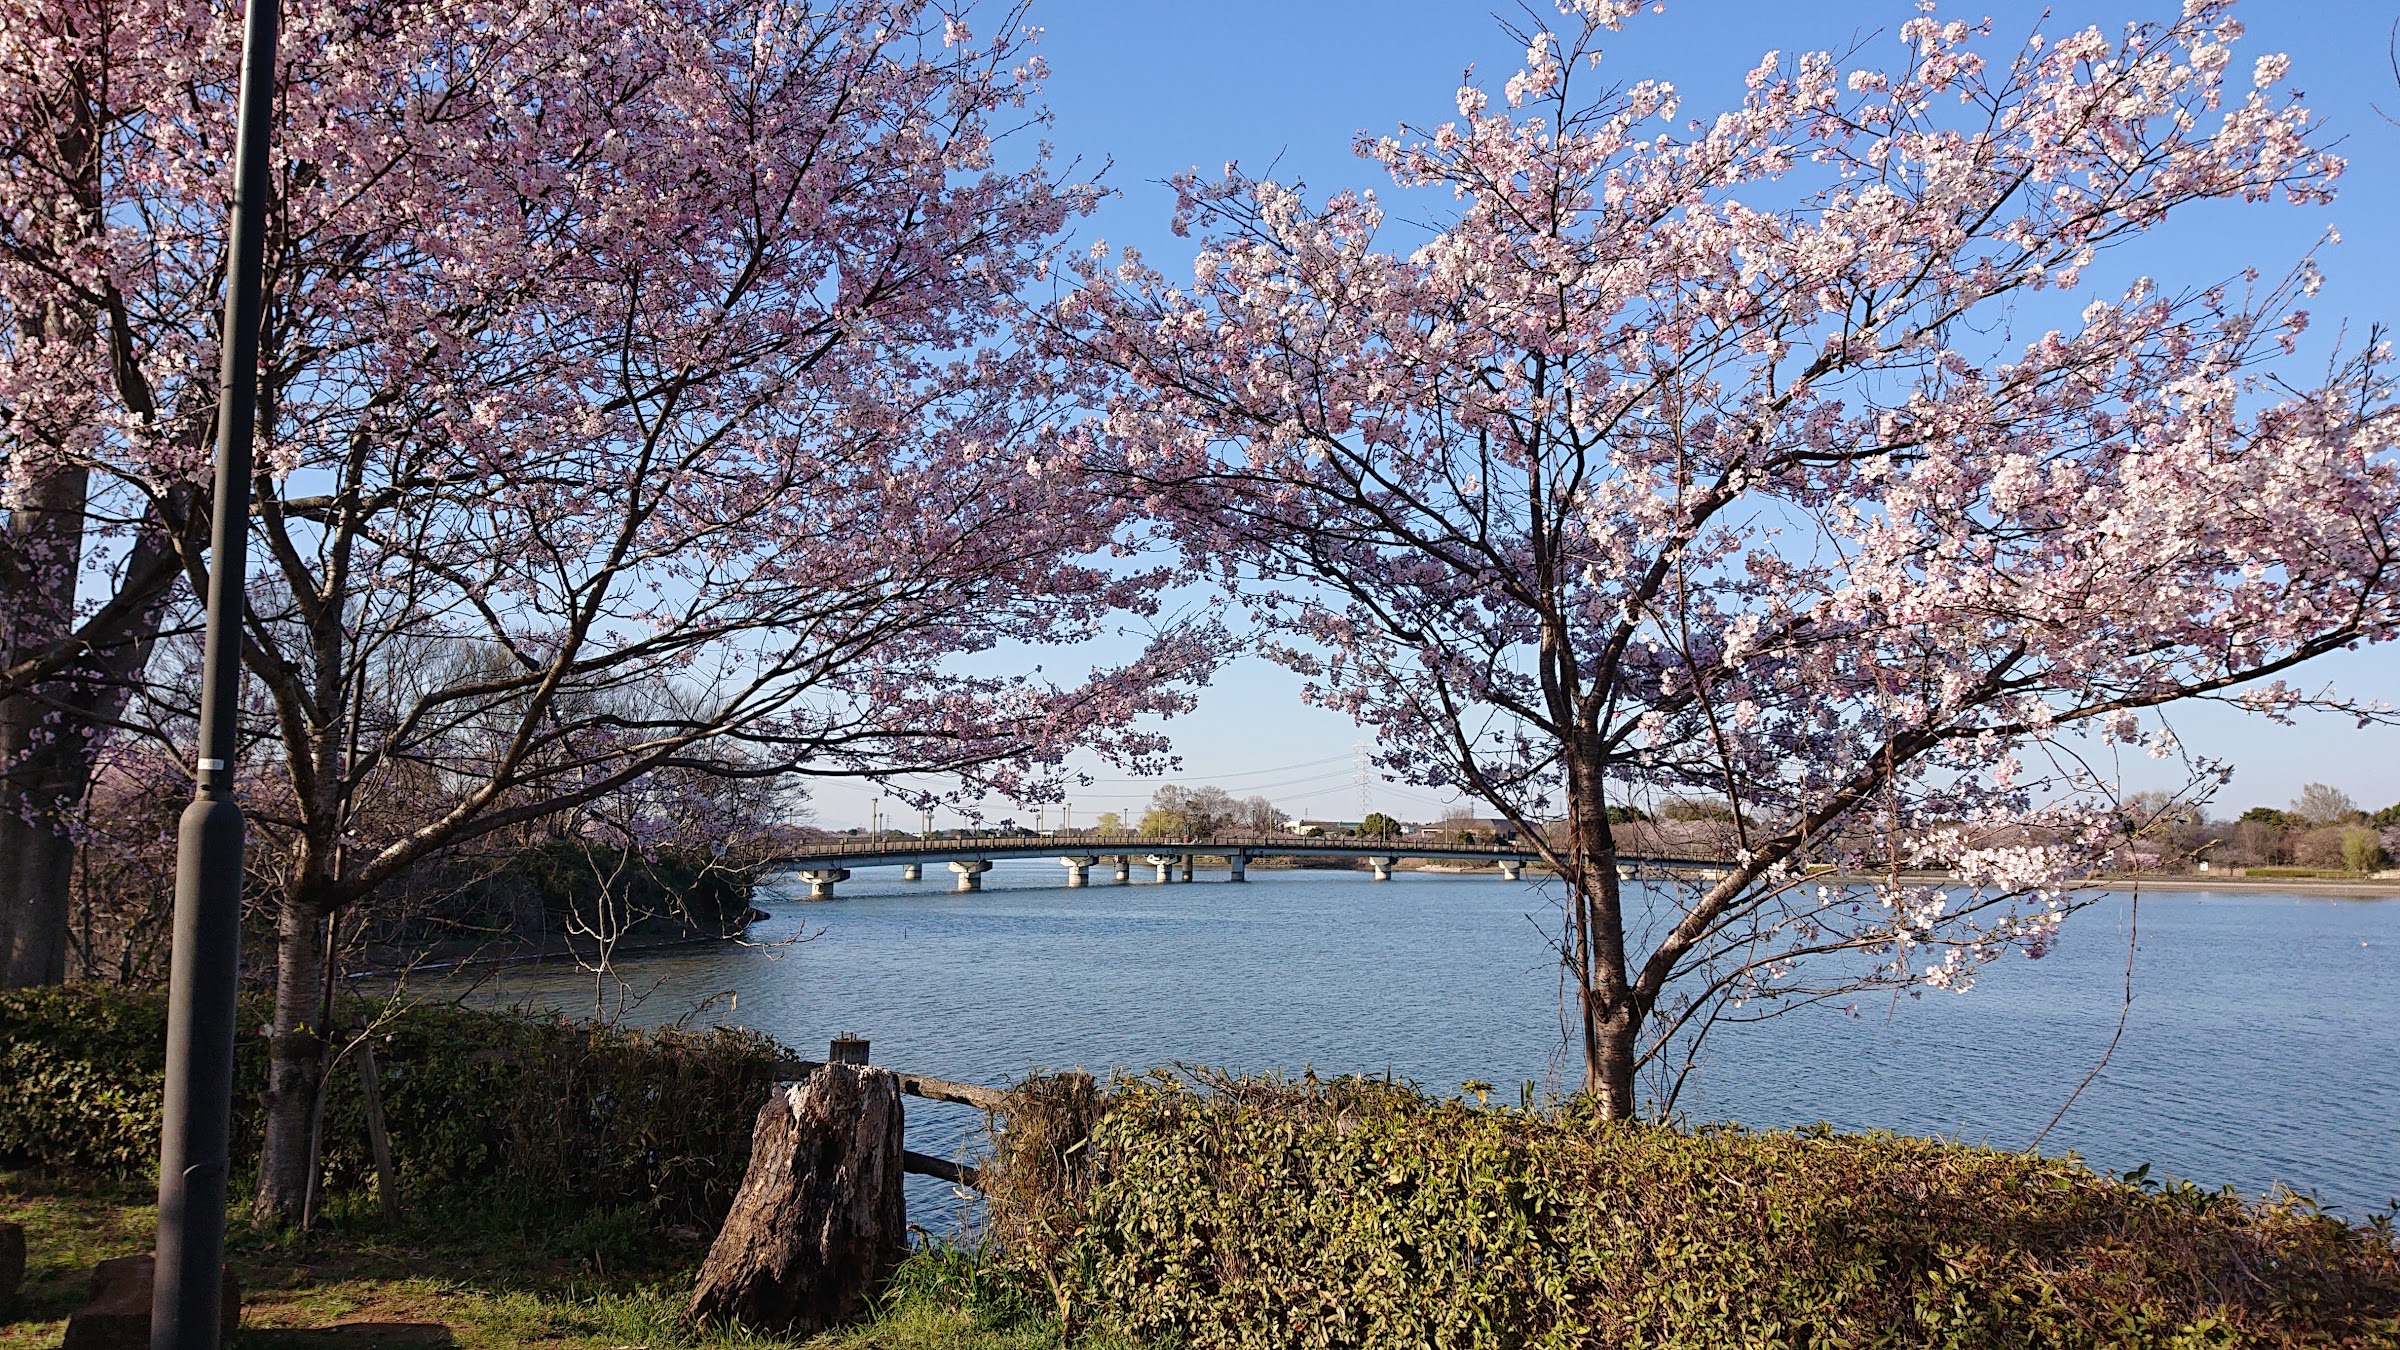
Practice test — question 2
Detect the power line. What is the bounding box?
[1066,752,1362,784]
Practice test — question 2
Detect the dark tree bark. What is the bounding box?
[0,464,92,989]
[687,1064,906,1337]
[253,894,329,1223]
[0,613,169,988]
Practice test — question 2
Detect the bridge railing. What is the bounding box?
[769,830,1539,859]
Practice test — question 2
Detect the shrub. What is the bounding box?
[2242,867,2360,880]
[0,986,266,1174]
[2295,826,2356,870]
[982,1071,1105,1320]
[0,986,789,1228]
[2341,829,2390,874]
[1019,1074,2400,1350]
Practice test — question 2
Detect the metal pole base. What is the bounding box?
[154,797,245,1350]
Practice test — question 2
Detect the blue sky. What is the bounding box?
[813,0,2400,830]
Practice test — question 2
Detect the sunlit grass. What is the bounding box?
[1,1171,1072,1350]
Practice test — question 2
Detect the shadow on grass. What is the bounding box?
[6,1170,1068,1350]
[242,1324,456,1350]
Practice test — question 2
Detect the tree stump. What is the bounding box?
[687,1063,905,1336]
[61,1254,240,1350]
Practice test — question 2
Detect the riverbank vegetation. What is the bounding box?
[1003,1073,2400,1348]
[6,992,2395,1348]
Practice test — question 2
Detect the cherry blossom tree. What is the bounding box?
[1057,0,2400,1117]
[9,0,1209,1221]
[0,0,208,987]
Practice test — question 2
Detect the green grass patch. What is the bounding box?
[0,1170,1065,1350]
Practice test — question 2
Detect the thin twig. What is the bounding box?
[2027,885,2139,1152]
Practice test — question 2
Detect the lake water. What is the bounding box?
[448,861,2400,1230]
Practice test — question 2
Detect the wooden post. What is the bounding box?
[357,1041,400,1225]
[829,1034,868,1065]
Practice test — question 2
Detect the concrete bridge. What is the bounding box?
[767,830,1537,897]
[766,831,1715,898]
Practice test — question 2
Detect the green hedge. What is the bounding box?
[0,986,789,1228]
[1050,1075,2400,1350]
[2239,867,2368,880]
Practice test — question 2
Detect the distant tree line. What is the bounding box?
[1135,785,1284,838]
[2208,784,2396,873]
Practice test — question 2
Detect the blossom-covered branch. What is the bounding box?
[1053,0,2399,1115]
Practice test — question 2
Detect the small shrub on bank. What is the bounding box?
[2239,867,2377,880]
[0,986,789,1229]
[1002,1073,2400,1350]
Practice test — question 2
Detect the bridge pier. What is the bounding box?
[1112,855,1130,884]
[1146,855,1176,883]
[796,867,850,900]
[1496,859,1521,881]
[1367,856,1397,881]
[901,863,921,882]
[1181,853,1195,882]
[1059,855,1099,887]
[948,860,991,892]
[1227,850,1248,882]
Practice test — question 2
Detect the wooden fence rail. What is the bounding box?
[772,1060,1009,1113]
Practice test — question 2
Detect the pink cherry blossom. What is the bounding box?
[3,0,1208,1212]
[1052,0,2398,1116]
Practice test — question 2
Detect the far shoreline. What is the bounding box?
[1342,857,2400,897]
[1803,871,2400,899]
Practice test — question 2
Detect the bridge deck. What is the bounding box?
[766,831,1542,870]
[766,833,1717,872]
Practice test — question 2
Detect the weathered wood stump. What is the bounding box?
[60,1254,239,1350]
[687,1063,905,1337]
[0,1220,22,1306]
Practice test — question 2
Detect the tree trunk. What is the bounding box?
[0,541,175,989]
[0,66,99,990]
[1564,731,1642,1120]
[254,899,328,1225]
[0,751,78,988]
[688,1064,906,1337]
[1589,999,1640,1120]
[0,457,90,989]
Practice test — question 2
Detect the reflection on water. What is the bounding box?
[444,860,2400,1229]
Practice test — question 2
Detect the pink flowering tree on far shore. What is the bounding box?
[10,0,1210,1221]
[1055,0,2400,1116]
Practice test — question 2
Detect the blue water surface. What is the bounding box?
[448,861,2399,1229]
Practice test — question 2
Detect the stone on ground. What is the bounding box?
[687,1063,906,1336]
[61,1254,240,1350]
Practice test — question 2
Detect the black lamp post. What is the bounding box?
[152,0,278,1344]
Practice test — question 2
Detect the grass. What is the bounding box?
[0,1170,1067,1350]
